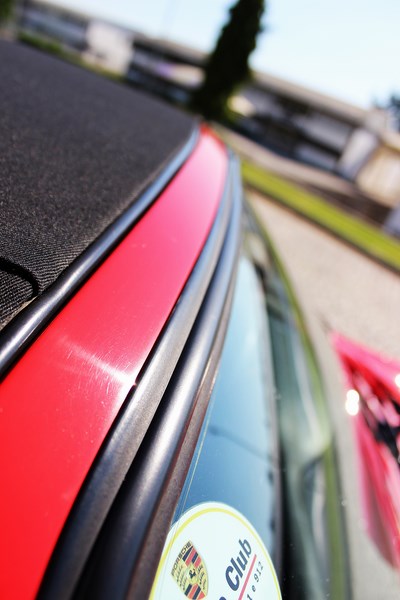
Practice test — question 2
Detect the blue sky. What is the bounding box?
[44,0,400,108]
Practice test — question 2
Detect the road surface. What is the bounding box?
[249,190,400,360]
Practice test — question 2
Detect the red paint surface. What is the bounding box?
[0,130,227,599]
[332,333,400,569]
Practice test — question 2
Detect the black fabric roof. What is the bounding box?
[0,41,195,328]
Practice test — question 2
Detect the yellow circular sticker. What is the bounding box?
[150,502,281,600]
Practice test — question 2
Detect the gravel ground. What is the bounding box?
[249,191,400,360]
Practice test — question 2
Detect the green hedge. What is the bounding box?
[242,161,400,272]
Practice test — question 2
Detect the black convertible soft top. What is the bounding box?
[0,41,195,329]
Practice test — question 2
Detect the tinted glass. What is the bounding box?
[173,254,281,562]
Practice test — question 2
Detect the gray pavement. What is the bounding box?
[249,190,400,360]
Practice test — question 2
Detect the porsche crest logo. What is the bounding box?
[171,540,208,599]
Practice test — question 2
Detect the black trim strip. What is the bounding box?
[0,126,199,379]
[38,152,240,600]
[75,159,242,600]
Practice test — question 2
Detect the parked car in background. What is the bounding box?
[333,333,400,572]
[0,40,399,599]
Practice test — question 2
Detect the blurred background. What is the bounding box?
[1,0,400,357]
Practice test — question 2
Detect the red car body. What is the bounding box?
[333,333,400,570]
[0,129,228,599]
[2,39,400,600]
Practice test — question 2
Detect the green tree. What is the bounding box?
[191,0,265,120]
[0,0,14,24]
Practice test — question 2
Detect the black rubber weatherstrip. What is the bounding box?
[38,153,240,600]
[75,166,241,600]
[0,126,198,380]
[75,163,242,600]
